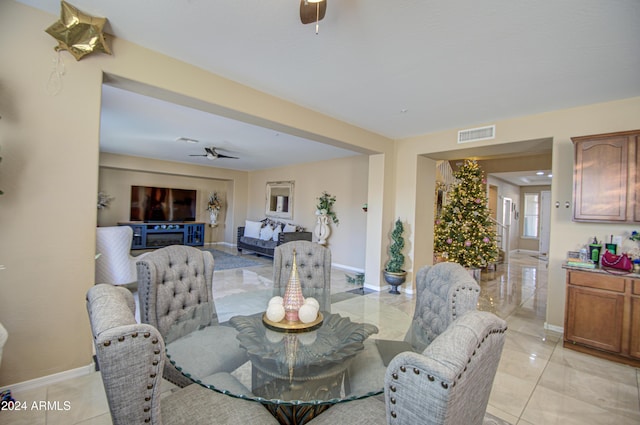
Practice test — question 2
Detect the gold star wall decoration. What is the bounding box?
[45,1,112,61]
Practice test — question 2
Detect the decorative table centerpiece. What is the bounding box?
[263,249,323,332]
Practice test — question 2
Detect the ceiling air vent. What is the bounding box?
[458,125,496,144]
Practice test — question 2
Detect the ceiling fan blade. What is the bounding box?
[188,154,207,157]
[216,153,239,159]
[300,0,326,25]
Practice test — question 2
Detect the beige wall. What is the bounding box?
[0,1,393,386]
[247,155,370,270]
[486,176,521,252]
[2,0,639,387]
[396,97,640,329]
[99,153,249,244]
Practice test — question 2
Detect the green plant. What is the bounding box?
[345,272,365,286]
[385,218,405,273]
[316,191,339,224]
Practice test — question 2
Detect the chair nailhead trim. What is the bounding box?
[394,325,508,393]
[391,411,397,418]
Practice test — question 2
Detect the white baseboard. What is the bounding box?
[332,263,365,273]
[205,242,235,247]
[515,249,539,255]
[0,363,95,393]
[544,322,564,334]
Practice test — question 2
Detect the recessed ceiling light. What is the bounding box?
[547,174,553,178]
[536,171,544,175]
[176,137,199,144]
[400,109,408,113]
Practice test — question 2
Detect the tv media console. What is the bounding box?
[118,222,205,250]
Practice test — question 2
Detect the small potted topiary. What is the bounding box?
[383,218,407,294]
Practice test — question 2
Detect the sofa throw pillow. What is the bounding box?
[259,225,274,241]
[283,223,297,233]
[272,225,282,241]
[244,220,262,238]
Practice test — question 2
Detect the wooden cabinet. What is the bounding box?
[572,129,640,222]
[564,269,640,366]
[631,281,640,359]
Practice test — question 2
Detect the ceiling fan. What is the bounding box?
[300,0,326,34]
[189,147,238,160]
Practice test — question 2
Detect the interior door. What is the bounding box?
[539,190,551,255]
[502,198,512,252]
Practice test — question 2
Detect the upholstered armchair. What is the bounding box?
[95,226,141,285]
[404,262,480,352]
[136,245,248,387]
[86,284,278,425]
[348,262,480,395]
[309,311,507,425]
[95,226,147,322]
[273,240,331,312]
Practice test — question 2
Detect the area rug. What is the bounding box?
[203,249,262,271]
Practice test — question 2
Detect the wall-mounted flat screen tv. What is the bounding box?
[130,186,197,222]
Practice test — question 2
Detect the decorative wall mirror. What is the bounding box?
[266,181,294,219]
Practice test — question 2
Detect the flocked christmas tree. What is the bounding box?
[434,159,498,268]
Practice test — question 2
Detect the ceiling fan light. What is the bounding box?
[306,0,323,3]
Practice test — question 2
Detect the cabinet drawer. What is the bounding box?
[568,271,625,292]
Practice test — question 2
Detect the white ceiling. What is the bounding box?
[17,0,640,177]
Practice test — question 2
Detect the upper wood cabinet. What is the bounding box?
[572,130,640,222]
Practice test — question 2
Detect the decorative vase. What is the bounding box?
[283,249,305,322]
[383,270,407,295]
[314,214,331,245]
[209,209,219,226]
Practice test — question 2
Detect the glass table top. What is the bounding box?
[164,288,416,407]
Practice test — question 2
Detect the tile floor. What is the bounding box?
[1,249,639,424]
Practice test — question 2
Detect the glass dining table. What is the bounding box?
[164,287,415,425]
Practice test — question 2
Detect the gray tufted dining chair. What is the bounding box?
[273,240,332,312]
[347,261,480,395]
[86,284,279,425]
[404,261,480,352]
[136,245,248,387]
[309,311,507,425]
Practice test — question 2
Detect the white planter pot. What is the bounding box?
[314,214,331,245]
